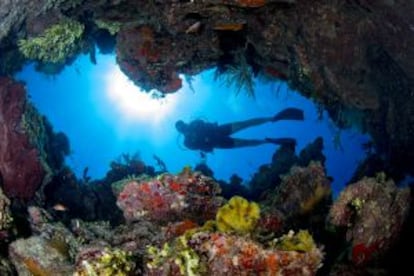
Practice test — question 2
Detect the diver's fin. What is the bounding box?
[265,138,296,147]
[272,108,304,121]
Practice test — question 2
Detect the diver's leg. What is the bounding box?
[265,137,296,146]
[229,138,268,148]
[222,108,304,134]
[221,117,273,134]
[217,137,296,149]
[272,108,304,122]
[231,138,296,148]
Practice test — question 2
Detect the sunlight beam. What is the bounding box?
[104,65,179,125]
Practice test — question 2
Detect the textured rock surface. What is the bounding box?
[1,0,413,192]
[0,77,46,199]
[9,236,73,276]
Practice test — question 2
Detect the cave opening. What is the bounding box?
[1,1,413,274]
[15,49,370,198]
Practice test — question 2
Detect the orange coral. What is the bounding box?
[165,220,198,238]
[235,0,266,8]
[213,23,245,31]
[265,254,279,274]
[23,258,49,276]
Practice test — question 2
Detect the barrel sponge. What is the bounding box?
[216,196,260,234]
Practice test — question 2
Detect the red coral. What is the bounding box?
[351,240,383,266]
[116,170,223,225]
[233,0,266,8]
[164,220,198,240]
[0,77,45,199]
[116,26,183,94]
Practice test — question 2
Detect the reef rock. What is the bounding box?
[0,77,46,199]
[328,174,410,265]
[9,235,73,275]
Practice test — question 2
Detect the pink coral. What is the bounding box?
[116,168,223,225]
[146,231,324,275]
[0,77,46,199]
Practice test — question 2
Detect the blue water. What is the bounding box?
[16,52,371,197]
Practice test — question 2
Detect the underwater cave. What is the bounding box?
[0,0,413,275]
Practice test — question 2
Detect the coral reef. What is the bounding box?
[94,19,122,36]
[116,168,223,224]
[328,174,410,265]
[116,25,183,94]
[146,230,324,275]
[249,137,326,200]
[18,19,84,63]
[0,77,47,199]
[216,196,260,235]
[9,236,73,275]
[74,246,134,276]
[0,1,413,275]
[270,161,331,217]
[0,187,12,240]
[0,0,413,181]
[0,77,68,200]
[273,230,317,253]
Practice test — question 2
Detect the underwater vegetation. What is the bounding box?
[18,19,84,64]
[214,49,256,98]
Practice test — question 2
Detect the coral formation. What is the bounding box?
[0,0,413,182]
[0,1,413,275]
[94,19,122,36]
[0,188,12,237]
[74,246,134,276]
[274,230,317,253]
[9,236,73,275]
[271,161,331,217]
[146,230,324,275]
[328,174,410,265]
[0,77,47,199]
[18,19,84,63]
[216,196,260,235]
[116,25,184,94]
[116,168,223,224]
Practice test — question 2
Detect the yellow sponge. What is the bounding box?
[216,196,260,235]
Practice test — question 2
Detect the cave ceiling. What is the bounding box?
[0,0,413,179]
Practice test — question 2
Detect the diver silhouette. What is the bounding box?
[175,107,304,153]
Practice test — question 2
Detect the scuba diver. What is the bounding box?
[175,107,304,153]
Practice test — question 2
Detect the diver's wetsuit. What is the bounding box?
[183,120,234,152]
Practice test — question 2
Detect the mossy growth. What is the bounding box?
[146,234,206,276]
[0,188,12,231]
[18,20,84,63]
[216,196,260,235]
[215,50,256,98]
[273,230,316,252]
[95,19,122,35]
[75,248,134,276]
[21,102,47,152]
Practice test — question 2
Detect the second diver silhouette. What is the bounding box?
[175,107,304,153]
